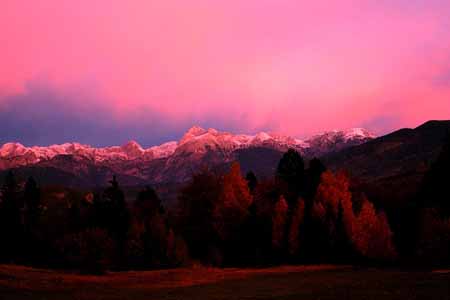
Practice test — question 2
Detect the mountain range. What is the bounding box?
[0,126,374,187]
[2,119,450,210]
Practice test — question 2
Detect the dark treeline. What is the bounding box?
[0,142,449,273]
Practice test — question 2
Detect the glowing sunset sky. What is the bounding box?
[1,0,450,146]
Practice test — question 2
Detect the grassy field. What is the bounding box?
[0,264,449,300]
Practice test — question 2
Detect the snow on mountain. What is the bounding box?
[303,128,375,156]
[0,126,375,171]
[0,140,177,169]
[174,125,311,155]
[149,141,178,159]
[343,128,376,140]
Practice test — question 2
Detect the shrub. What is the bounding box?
[56,228,115,274]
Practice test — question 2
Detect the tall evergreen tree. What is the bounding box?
[102,175,130,267]
[134,186,163,219]
[0,171,22,261]
[304,158,326,200]
[23,176,41,224]
[176,170,221,264]
[245,171,258,194]
[23,176,41,257]
[276,149,305,205]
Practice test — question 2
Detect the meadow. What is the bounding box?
[1,264,449,300]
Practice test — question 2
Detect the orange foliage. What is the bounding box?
[213,162,252,240]
[288,198,305,255]
[166,229,190,266]
[352,199,396,260]
[272,196,288,249]
[312,171,396,260]
[312,171,354,242]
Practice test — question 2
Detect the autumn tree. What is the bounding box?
[311,171,354,261]
[165,229,189,267]
[213,162,252,240]
[213,162,253,265]
[272,195,288,255]
[311,171,396,261]
[352,198,397,260]
[288,198,305,257]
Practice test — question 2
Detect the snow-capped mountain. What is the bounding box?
[0,126,374,185]
[0,140,176,169]
[303,128,375,156]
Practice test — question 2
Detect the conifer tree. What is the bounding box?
[276,149,305,206]
[0,171,22,261]
[102,175,129,266]
[245,171,258,194]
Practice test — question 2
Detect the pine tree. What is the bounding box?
[134,186,163,219]
[276,149,305,206]
[176,170,221,263]
[23,176,41,233]
[245,171,258,194]
[102,175,129,267]
[304,158,326,200]
[0,171,22,261]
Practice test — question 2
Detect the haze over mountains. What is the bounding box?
[0,126,374,186]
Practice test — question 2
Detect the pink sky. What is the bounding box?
[1,0,450,146]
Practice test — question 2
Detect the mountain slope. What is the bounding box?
[324,120,450,208]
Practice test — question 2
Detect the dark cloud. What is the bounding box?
[0,80,268,147]
[0,80,184,147]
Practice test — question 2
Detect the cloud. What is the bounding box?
[1,1,450,144]
[434,67,450,87]
[0,80,182,147]
[0,79,274,147]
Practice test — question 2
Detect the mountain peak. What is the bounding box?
[122,140,142,149]
[0,125,377,173]
[121,140,144,158]
[0,142,27,156]
[254,132,272,142]
[343,128,376,139]
[179,126,208,145]
[186,125,206,135]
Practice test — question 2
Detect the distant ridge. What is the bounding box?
[0,126,374,186]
